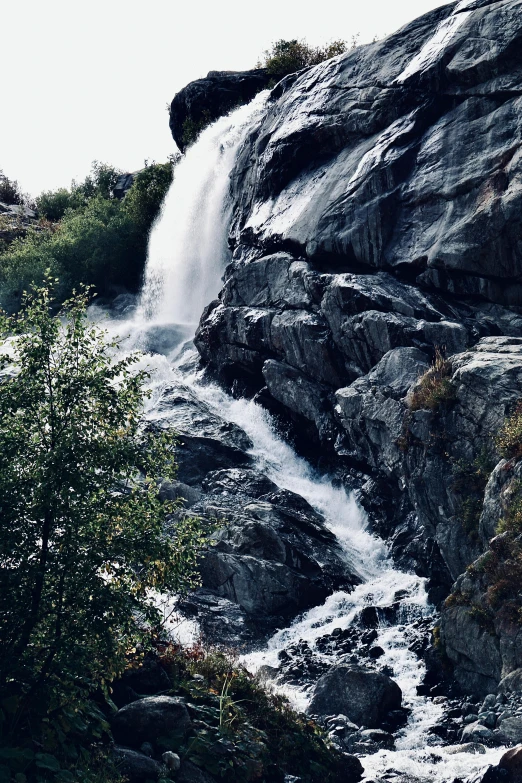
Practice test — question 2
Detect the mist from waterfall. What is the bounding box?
[137,91,268,326]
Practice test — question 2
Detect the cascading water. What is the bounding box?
[137,91,268,326]
[100,96,507,782]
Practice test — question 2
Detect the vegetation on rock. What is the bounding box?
[497,401,522,460]
[258,39,352,80]
[0,160,174,312]
[452,450,494,539]
[0,283,205,782]
[408,349,456,412]
[117,643,362,783]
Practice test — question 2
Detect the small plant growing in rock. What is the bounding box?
[497,401,522,460]
[408,348,456,411]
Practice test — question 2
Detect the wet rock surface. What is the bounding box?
[307,664,403,728]
[146,379,358,644]
[156,0,522,773]
[192,0,522,601]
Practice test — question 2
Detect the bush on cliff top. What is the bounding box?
[0,283,205,781]
[258,38,353,79]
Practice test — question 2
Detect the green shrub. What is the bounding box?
[123,160,174,232]
[153,644,359,783]
[36,188,83,222]
[259,38,351,79]
[451,450,494,538]
[408,349,456,411]
[0,159,175,311]
[497,401,522,460]
[0,283,206,781]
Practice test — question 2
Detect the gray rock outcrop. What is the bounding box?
[112,746,164,783]
[146,377,358,643]
[170,69,272,152]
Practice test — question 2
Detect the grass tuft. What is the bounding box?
[408,349,456,412]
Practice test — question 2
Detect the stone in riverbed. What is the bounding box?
[306,664,402,728]
[461,720,493,743]
[479,746,522,783]
[498,717,522,744]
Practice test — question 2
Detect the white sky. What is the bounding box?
[2,0,449,196]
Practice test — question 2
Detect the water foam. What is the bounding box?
[138,91,268,326]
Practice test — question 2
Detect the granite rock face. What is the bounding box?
[188,0,522,694]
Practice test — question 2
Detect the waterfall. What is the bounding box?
[99,93,506,782]
[137,91,268,326]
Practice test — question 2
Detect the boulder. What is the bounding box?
[169,69,272,152]
[117,658,171,697]
[111,746,163,782]
[500,670,522,694]
[499,717,522,744]
[306,665,402,728]
[496,746,522,783]
[178,760,217,783]
[111,696,191,750]
[461,721,494,743]
[477,747,522,783]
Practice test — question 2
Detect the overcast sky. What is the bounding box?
[2,0,449,196]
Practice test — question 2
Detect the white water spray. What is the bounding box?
[138,91,268,326]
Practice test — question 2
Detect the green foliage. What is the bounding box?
[156,645,355,783]
[408,349,456,412]
[0,171,24,206]
[36,163,123,224]
[0,283,206,780]
[35,189,83,223]
[497,401,522,460]
[123,161,174,233]
[181,112,212,149]
[497,482,522,536]
[0,160,175,311]
[452,449,494,538]
[259,38,353,79]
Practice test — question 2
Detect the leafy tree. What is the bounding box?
[36,163,123,223]
[123,160,175,233]
[74,161,123,202]
[259,38,352,79]
[0,282,205,780]
[0,170,24,206]
[35,188,83,222]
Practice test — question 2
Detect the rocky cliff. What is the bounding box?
[167,0,522,699]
